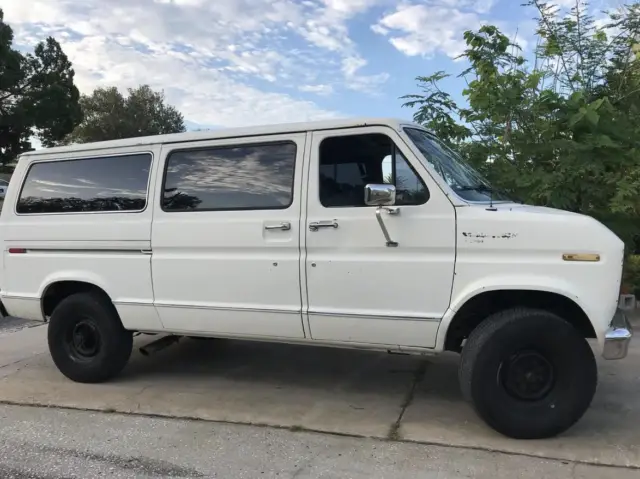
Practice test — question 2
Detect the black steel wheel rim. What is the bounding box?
[499,350,555,401]
[66,319,101,360]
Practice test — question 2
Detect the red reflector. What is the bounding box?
[8,248,26,254]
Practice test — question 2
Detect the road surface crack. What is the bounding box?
[387,360,427,440]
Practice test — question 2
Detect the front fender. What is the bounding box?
[435,274,595,351]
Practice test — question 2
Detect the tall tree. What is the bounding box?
[68,85,185,143]
[0,8,82,165]
[401,1,640,249]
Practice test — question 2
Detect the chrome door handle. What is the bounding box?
[309,220,339,232]
[264,222,291,231]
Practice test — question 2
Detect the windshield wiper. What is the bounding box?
[457,184,493,192]
[456,184,523,205]
[456,184,497,209]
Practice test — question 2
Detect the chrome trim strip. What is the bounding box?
[0,295,39,301]
[100,300,444,323]
[154,303,302,315]
[16,248,150,255]
[603,308,633,360]
[308,311,441,322]
[112,301,155,307]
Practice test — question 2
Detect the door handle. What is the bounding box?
[264,222,291,231]
[309,220,339,232]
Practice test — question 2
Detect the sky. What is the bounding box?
[0,0,629,132]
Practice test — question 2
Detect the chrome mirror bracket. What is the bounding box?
[375,207,399,247]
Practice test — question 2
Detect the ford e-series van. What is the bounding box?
[0,118,632,439]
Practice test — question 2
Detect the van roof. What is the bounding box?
[24,117,426,157]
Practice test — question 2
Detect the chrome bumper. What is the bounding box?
[602,308,633,360]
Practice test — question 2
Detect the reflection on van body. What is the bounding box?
[17,153,152,214]
[163,143,296,211]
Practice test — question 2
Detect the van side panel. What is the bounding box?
[0,146,163,331]
[150,134,306,339]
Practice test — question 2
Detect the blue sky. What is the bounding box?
[0,0,628,131]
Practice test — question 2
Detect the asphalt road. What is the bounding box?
[2,314,640,477]
[0,404,637,479]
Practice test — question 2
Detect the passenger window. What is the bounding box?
[319,133,428,208]
[17,154,152,214]
[163,142,296,212]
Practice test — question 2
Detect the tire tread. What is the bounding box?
[48,291,133,383]
[459,307,597,439]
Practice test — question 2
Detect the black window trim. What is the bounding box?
[317,133,430,209]
[160,140,298,213]
[15,151,154,216]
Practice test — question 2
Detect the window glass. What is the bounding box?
[382,151,430,205]
[319,133,428,208]
[163,142,296,211]
[17,154,152,214]
[404,128,511,202]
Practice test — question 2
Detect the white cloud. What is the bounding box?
[62,35,340,127]
[341,56,390,93]
[321,0,381,14]
[299,84,335,95]
[0,0,390,126]
[294,0,390,92]
[374,4,482,58]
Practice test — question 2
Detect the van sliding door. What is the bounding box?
[150,133,306,339]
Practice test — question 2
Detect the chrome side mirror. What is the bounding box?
[364,184,396,206]
[364,184,399,247]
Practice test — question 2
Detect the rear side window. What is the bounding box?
[162,142,296,212]
[17,153,152,214]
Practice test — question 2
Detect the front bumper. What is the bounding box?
[602,308,633,360]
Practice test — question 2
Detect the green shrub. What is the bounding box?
[623,255,640,298]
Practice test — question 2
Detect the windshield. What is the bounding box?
[404,128,510,202]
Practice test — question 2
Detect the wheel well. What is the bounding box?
[41,281,110,319]
[444,290,596,353]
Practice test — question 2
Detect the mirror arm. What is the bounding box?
[375,207,399,247]
[385,207,400,216]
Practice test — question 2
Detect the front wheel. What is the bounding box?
[459,308,597,439]
[48,292,133,383]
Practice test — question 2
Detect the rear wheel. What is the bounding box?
[459,308,597,439]
[48,292,133,383]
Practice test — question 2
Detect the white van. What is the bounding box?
[0,118,632,439]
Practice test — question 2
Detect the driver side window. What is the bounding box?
[319,133,429,208]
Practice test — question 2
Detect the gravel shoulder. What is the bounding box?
[0,317,42,335]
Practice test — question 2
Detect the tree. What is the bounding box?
[401,1,640,249]
[67,85,185,143]
[0,8,82,165]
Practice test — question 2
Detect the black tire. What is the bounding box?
[47,291,133,383]
[459,308,597,439]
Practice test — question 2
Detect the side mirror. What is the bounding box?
[364,184,396,207]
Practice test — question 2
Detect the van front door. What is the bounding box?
[304,127,456,348]
[151,134,306,339]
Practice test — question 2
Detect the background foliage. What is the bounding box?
[66,84,185,144]
[402,0,640,256]
[0,8,82,166]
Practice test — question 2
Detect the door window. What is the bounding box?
[318,133,428,208]
[163,142,296,212]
